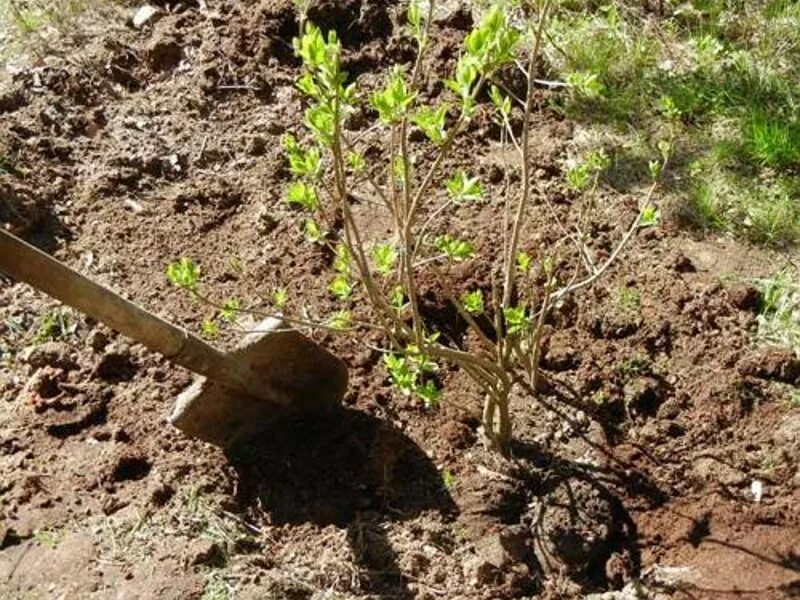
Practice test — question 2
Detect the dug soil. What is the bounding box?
[1,1,798,598]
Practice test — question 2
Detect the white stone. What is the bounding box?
[132,5,159,29]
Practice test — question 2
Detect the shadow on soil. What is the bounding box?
[226,407,457,598]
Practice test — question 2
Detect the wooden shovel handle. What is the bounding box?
[0,228,254,392]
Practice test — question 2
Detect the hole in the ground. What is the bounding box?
[111,456,152,482]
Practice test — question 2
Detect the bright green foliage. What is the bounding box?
[744,113,800,170]
[34,311,76,344]
[503,306,529,335]
[383,347,440,408]
[416,379,441,408]
[412,104,448,145]
[219,298,241,322]
[566,71,605,99]
[372,243,398,276]
[329,274,353,299]
[639,205,660,227]
[446,5,519,115]
[442,469,456,491]
[435,234,475,261]
[516,251,533,274]
[303,218,323,242]
[461,289,485,315]
[371,66,416,124]
[328,310,352,330]
[284,134,322,178]
[407,0,426,43]
[293,23,356,148]
[756,272,800,353]
[346,151,366,172]
[333,243,352,274]
[446,169,483,202]
[384,354,416,394]
[272,288,288,309]
[566,150,609,191]
[389,286,406,310]
[201,320,220,339]
[166,258,200,291]
[489,85,511,118]
[286,181,319,210]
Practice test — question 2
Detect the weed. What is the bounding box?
[34,310,76,343]
[442,469,456,492]
[201,572,235,600]
[755,271,800,354]
[32,525,63,549]
[591,389,610,406]
[616,355,650,378]
[617,286,641,313]
[742,113,800,170]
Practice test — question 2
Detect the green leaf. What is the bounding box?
[346,151,366,173]
[333,243,352,275]
[461,289,485,315]
[286,181,320,210]
[412,104,448,145]
[329,274,353,299]
[221,298,243,322]
[489,85,511,117]
[284,134,322,178]
[219,298,241,322]
[435,234,475,261]
[384,354,417,394]
[416,379,441,408]
[446,169,483,202]
[201,320,220,338]
[567,71,605,99]
[272,288,288,309]
[389,285,406,310]
[648,160,662,180]
[516,251,532,274]
[503,306,529,334]
[639,205,660,227]
[166,258,200,291]
[370,66,416,124]
[372,243,398,276]
[328,310,352,330]
[303,218,323,242]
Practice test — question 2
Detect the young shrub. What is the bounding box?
[168,1,662,456]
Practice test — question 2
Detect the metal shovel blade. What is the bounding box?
[169,317,348,447]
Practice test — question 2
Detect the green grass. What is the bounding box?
[546,0,800,247]
[755,271,800,354]
[743,113,800,169]
[34,310,76,343]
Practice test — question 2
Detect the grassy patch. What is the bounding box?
[756,271,800,353]
[545,0,800,246]
[33,309,76,344]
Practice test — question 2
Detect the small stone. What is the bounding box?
[132,5,159,28]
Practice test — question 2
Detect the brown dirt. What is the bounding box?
[1,1,799,598]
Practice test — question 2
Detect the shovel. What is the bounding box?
[0,229,348,447]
